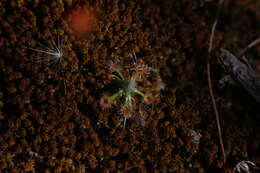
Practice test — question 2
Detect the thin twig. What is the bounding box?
[207,0,226,164]
[208,0,224,53]
[239,37,260,57]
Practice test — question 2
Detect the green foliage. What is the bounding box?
[109,68,145,107]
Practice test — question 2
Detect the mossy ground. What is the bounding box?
[0,0,259,172]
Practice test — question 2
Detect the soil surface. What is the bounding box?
[0,0,259,172]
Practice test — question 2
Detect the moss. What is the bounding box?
[0,0,259,172]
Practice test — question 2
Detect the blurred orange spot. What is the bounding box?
[160,121,170,127]
[67,4,96,36]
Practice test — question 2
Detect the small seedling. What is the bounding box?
[102,68,146,127]
[108,68,145,107]
[101,51,164,128]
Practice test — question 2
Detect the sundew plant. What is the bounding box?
[109,68,145,107]
[99,67,147,128]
